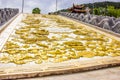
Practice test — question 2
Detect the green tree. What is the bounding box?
[107,6,120,17]
[94,8,98,15]
[32,8,41,14]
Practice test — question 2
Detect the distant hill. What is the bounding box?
[84,1,120,9]
[58,1,120,12]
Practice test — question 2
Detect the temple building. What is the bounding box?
[69,4,90,14]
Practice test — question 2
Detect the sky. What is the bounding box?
[0,0,119,14]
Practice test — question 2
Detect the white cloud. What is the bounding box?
[48,3,56,12]
[0,1,2,6]
[0,0,119,14]
[25,0,39,7]
[23,0,41,13]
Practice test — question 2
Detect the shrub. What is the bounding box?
[32,8,41,14]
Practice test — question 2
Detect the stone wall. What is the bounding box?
[59,12,120,34]
[0,8,19,26]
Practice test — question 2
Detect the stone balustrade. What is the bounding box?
[59,12,120,34]
[0,8,19,26]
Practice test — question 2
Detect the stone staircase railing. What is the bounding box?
[59,12,120,34]
[0,8,19,26]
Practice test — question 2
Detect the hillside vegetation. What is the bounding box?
[58,1,120,17]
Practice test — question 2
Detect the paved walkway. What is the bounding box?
[19,66,120,80]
